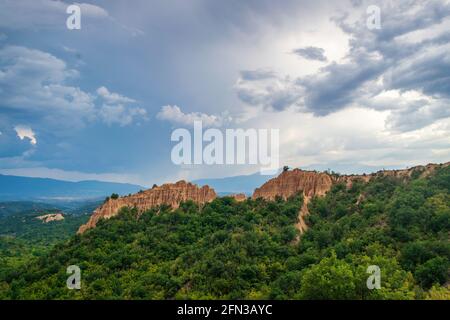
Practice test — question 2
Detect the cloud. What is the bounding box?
[0,45,95,129]
[292,46,328,62]
[99,104,147,127]
[235,71,303,111]
[156,105,223,127]
[96,86,148,126]
[77,2,109,18]
[0,45,146,129]
[383,42,450,98]
[97,86,136,104]
[0,0,449,184]
[386,100,450,133]
[235,0,450,132]
[0,0,144,38]
[0,124,33,158]
[0,0,109,30]
[239,69,276,81]
[0,44,149,177]
[237,105,450,173]
[315,0,450,119]
[14,125,37,145]
[299,53,386,115]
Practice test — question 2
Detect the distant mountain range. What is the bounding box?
[0,163,430,202]
[0,171,276,204]
[0,174,144,202]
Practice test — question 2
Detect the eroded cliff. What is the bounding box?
[78,181,217,234]
[252,162,450,234]
[78,162,449,235]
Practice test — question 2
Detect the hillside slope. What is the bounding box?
[1,164,448,299]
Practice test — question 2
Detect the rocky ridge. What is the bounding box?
[252,162,449,234]
[36,213,64,223]
[78,181,216,234]
[78,162,449,234]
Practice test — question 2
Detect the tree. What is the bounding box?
[425,285,450,300]
[299,253,358,300]
[415,257,449,289]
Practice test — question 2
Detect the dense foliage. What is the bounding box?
[0,211,89,292]
[0,167,449,300]
[0,211,89,244]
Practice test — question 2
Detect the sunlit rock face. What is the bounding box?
[78,162,449,235]
[253,162,450,201]
[78,181,216,234]
[36,213,64,223]
[252,169,334,200]
[252,162,450,234]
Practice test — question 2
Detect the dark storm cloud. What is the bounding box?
[235,71,304,111]
[240,69,276,81]
[299,54,387,115]
[235,0,450,132]
[292,46,327,62]
[305,0,450,115]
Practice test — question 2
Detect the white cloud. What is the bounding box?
[97,86,136,104]
[0,45,95,128]
[0,0,109,29]
[0,46,146,130]
[96,86,148,126]
[162,103,450,182]
[235,105,450,173]
[99,104,147,127]
[78,2,109,18]
[361,89,450,132]
[14,125,37,145]
[156,105,223,127]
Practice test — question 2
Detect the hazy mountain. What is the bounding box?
[0,174,144,202]
[193,172,276,195]
[0,201,60,217]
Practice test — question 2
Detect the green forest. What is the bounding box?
[0,166,449,300]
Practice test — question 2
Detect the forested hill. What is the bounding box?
[0,166,449,299]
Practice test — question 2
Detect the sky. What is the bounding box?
[0,0,449,187]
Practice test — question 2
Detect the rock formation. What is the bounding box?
[252,169,334,236]
[252,169,333,200]
[229,193,247,202]
[253,162,450,234]
[78,162,449,235]
[36,213,64,223]
[78,181,216,234]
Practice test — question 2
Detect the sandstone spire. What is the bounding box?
[78,180,216,234]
